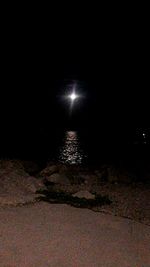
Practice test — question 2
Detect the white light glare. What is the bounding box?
[69,92,78,101]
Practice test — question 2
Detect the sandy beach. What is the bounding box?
[0,202,150,267]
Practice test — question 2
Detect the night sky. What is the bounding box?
[0,14,149,157]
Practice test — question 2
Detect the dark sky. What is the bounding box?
[0,14,149,156]
[1,41,148,127]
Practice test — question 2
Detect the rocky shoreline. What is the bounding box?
[0,160,150,225]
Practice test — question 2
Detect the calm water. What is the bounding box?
[1,129,150,167]
[58,131,86,164]
[55,130,150,166]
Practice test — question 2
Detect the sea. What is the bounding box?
[1,128,150,170]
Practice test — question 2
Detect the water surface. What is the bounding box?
[58,131,85,164]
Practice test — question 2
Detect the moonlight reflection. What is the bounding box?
[59,131,84,164]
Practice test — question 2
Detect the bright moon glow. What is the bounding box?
[69,92,78,101]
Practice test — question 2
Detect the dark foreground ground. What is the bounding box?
[0,202,150,266]
[0,159,150,266]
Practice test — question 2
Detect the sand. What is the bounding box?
[0,202,150,267]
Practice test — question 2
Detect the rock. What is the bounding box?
[0,160,40,176]
[0,160,25,175]
[58,164,68,174]
[78,173,99,185]
[46,173,70,185]
[40,164,85,185]
[94,169,108,182]
[107,166,135,184]
[72,190,95,199]
[0,160,45,206]
[94,170,103,178]
[40,165,59,177]
[21,161,40,175]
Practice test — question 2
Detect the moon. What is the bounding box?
[69,92,78,102]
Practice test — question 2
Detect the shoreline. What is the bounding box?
[0,159,150,226]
